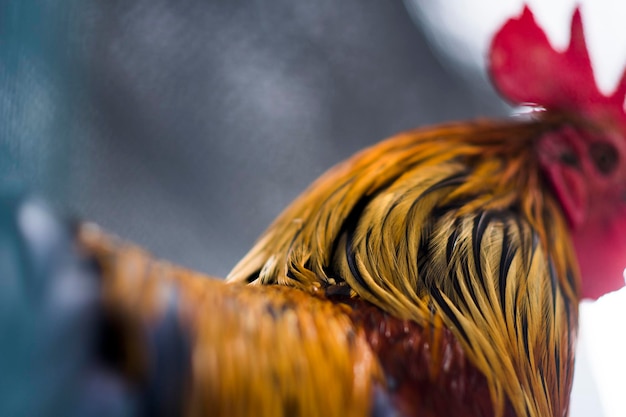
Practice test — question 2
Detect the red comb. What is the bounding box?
[489,6,626,127]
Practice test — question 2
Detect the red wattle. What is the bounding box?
[573,217,626,300]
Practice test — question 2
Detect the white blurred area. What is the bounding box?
[574,289,626,417]
[404,1,626,416]
[405,0,626,94]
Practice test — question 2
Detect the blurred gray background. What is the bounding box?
[1,1,505,277]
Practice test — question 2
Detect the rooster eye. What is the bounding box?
[590,142,618,175]
[559,150,579,168]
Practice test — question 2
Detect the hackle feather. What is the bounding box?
[228,117,581,417]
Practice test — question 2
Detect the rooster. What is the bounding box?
[2,6,625,417]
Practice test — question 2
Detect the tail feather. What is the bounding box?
[79,224,384,417]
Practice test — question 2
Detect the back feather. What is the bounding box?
[80,226,383,417]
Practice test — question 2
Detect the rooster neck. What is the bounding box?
[229,119,581,417]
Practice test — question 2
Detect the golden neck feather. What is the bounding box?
[228,118,581,417]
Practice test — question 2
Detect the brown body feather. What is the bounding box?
[82,117,581,417]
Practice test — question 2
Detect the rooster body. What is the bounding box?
[82,118,579,417]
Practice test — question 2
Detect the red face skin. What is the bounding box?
[538,122,626,299]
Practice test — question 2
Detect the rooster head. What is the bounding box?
[490,6,626,300]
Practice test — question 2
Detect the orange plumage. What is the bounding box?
[81,116,582,417]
